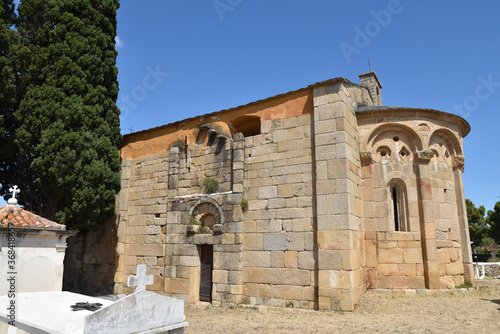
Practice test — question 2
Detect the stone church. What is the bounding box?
[64,71,474,311]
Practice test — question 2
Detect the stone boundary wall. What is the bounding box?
[63,216,118,294]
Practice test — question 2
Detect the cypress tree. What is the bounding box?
[2,0,121,230]
[0,0,19,203]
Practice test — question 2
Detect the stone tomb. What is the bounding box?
[0,266,188,333]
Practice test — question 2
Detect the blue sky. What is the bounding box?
[3,1,500,213]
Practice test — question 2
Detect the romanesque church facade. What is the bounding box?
[65,72,473,311]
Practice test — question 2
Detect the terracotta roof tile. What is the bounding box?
[0,205,66,231]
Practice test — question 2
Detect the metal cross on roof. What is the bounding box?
[8,185,20,205]
[127,265,154,292]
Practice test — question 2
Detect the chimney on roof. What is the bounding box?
[359,71,382,106]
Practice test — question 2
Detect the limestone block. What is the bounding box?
[318,296,332,310]
[398,241,421,248]
[446,262,464,275]
[243,221,257,233]
[244,251,271,267]
[293,218,312,232]
[170,278,191,294]
[297,251,315,270]
[126,244,164,257]
[388,276,408,289]
[318,249,341,270]
[270,251,284,268]
[365,239,377,268]
[277,184,294,198]
[437,249,451,264]
[286,232,305,251]
[341,249,360,271]
[304,232,314,251]
[407,276,425,289]
[268,198,285,209]
[164,266,176,278]
[243,233,263,251]
[398,264,417,276]
[227,270,243,285]
[226,221,243,233]
[449,248,460,262]
[243,283,259,296]
[263,233,287,251]
[179,256,199,267]
[258,186,277,200]
[282,220,293,232]
[378,264,399,276]
[256,220,269,233]
[245,268,310,286]
[218,252,243,271]
[339,289,355,311]
[317,230,352,251]
[378,241,398,249]
[268,219,282,233]
[377,248,404,264]
[284,251,298,268]
[327,159,348,179]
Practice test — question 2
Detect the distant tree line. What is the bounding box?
[467,199,500,254]
[0,0,121,231]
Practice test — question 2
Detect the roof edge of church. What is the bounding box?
[123,76,357,139]
[356,105,471,137]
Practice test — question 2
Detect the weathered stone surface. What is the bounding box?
[244,251,271,267]
[263,233,287,251]
[245,268,310,285]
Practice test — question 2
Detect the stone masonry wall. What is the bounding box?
[113,153,170,295]
[313,83,366,311]
[242,114,316,309]
[164,133,245,304]
[366,231,425,289]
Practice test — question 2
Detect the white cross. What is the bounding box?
[9,185,20,199]
[127,265,154,292]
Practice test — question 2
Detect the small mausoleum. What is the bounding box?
[0,186,74,294]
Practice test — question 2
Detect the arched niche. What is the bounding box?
[188,198,225,230]
[366,124,423,164]
[428,128,462,156]
[428,129,462,169]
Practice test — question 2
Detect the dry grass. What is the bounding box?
[185,279,500,334]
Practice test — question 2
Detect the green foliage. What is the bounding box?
[456,281,473,289]
[196,225,212,234]
[189,215,199,225]
[203,177,218,194]
[487,201,500,245]
[0,0,121,231]
[240,198,248,211]
[467,199,489,246]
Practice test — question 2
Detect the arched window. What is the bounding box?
[389,180,409,232]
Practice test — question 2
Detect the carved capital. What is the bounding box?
[453,155,465,172]
[360,151,373,164]
[416,150,434,163]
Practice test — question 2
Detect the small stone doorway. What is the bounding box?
[199,245,213,302]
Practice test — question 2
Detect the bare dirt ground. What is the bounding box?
[185,279,500,334]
